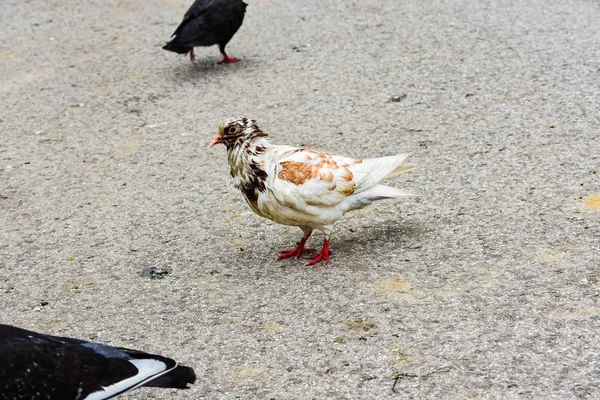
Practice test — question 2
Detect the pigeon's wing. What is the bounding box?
[173,0,214,36]
[267,147,361,211]
[0,324,195,400]
[172,0,246,45]
[0,334,81,399]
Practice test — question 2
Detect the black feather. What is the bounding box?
[0,324,195,400]
[142,365,197,389]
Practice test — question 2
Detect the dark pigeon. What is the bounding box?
[0,324,196,400]
[163,0,247,63]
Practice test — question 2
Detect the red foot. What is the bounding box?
[218,55,239,64]
[277,237,315,261]
[305,239,331,266]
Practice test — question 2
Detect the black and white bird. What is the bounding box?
[0,324,196,400]
[163,0,247,63]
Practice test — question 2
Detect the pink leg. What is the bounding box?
[277,232,315,261]
[305,238,332,266]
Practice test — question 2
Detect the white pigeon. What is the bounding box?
[210,117,419,266]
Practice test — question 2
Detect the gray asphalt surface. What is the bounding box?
[1,0,599,398]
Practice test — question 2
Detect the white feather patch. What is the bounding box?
[84,359,174,400]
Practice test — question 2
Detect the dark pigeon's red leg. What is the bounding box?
[218,45,239,64]
[185,48,195,62]
[218,53,239,64]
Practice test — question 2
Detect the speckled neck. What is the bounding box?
[226,131,271,205]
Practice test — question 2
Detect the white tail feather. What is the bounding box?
[386,163,415,179]
[346,184,420,211]
[350,154,412,193]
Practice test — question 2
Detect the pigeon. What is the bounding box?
[0,324,196,400]
[163,0,247,63]
[209,117,419,266]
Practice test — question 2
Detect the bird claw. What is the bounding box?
[218,56,239,64]
[305,249,332,266]
[277,246,315,261]
[304,238,332,266]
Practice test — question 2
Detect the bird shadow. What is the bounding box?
[333,218,424,251]
[262,217,425,266]
[165,56,258,82]
[217,218,424,272]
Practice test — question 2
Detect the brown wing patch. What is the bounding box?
[318,170,334,182]
[279,150,356,194]
[302,149,344,170]
[279,162,320,185]
[341,182,356,195]
[338,168,353,181]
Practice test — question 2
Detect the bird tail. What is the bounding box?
[162,40,191,54]
[359,184,419,199]
[143,365,196,389]
[346,184,420,211]
[345,154,420,211]
[385,163,415,179]
[351,154,414,193]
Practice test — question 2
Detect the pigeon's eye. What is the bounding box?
[228,126,238,135]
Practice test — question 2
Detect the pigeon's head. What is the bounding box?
[210,117,266,149]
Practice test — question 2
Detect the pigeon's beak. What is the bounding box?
[209,135,222,147]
